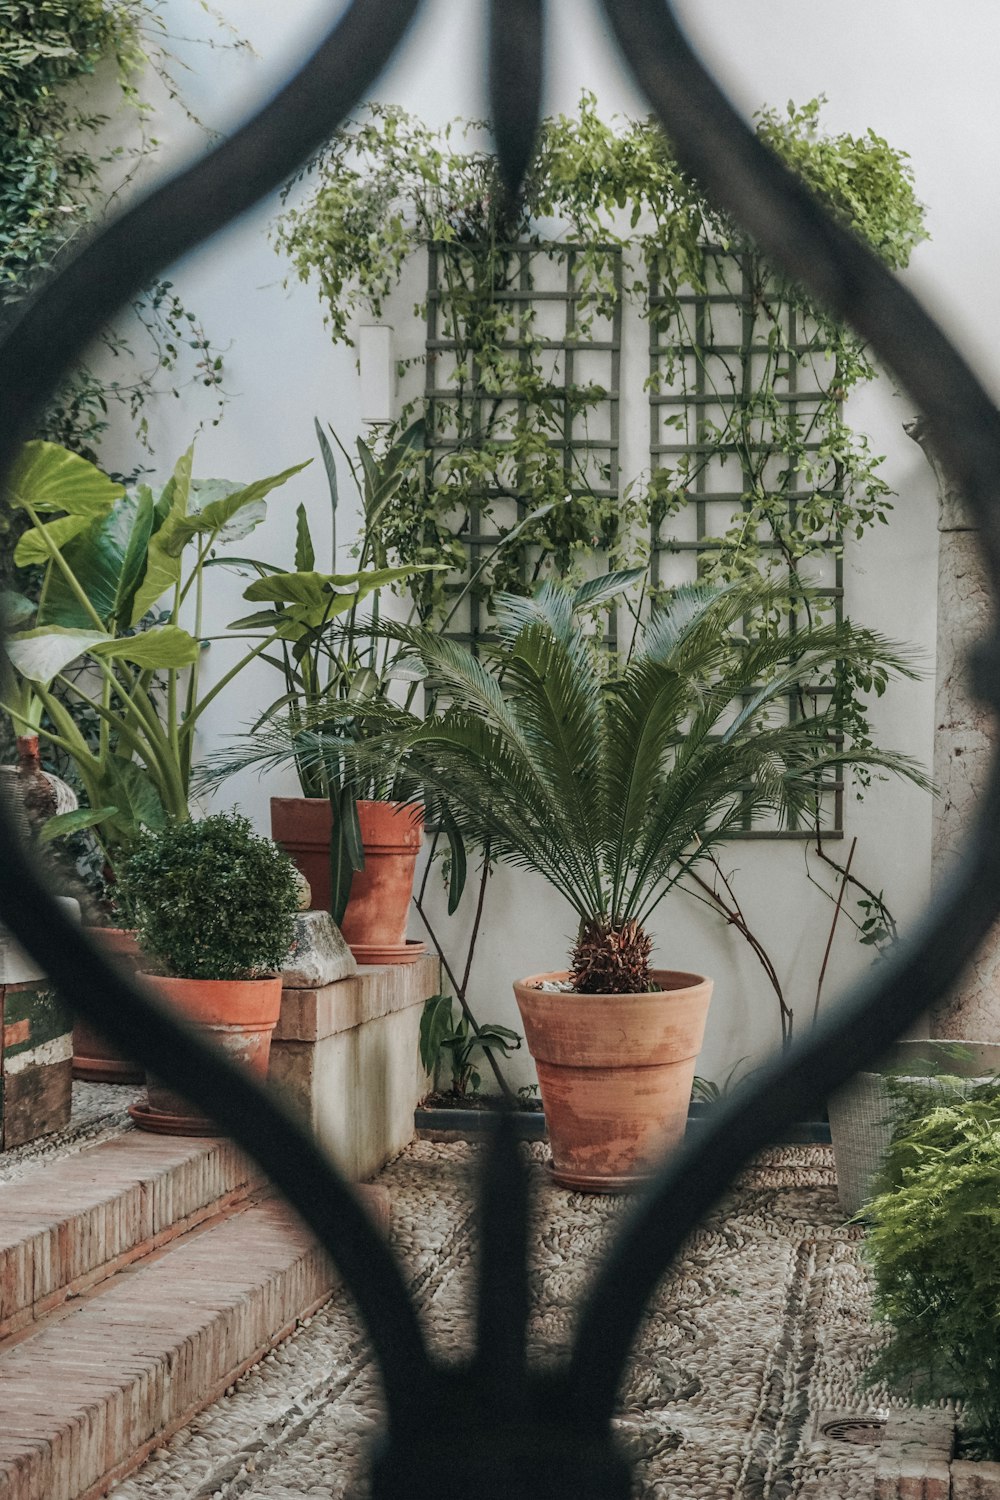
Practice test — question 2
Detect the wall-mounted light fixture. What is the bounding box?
[358,324,394,424]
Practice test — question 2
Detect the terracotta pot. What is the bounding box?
[513,969,713,1194]
[270,796,426,963]
[74,928,145,1084]
[129,973,283,1136]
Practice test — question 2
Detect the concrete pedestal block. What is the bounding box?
[269,955,438,1180]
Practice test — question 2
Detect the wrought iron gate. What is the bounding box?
[3,3,1000,1493]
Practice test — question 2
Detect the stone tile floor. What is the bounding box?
[103,1138,894,1500]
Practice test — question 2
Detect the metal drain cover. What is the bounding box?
[820,1417,886,1447]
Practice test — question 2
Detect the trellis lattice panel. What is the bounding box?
[649,246,846,836]
[424,240,622,645]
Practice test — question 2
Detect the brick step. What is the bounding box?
[0,1189,389,1500]
[0,1132,267,1339]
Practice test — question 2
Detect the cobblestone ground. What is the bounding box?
[111,1141,888,1500]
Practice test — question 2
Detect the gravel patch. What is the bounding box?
[107,1141,894,1499]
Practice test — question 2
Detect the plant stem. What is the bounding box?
[813,835,856,1024]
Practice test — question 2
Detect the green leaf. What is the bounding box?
[572,568,646,612]
[129,446,194,625]
[442,808,467,915]
[6,626,108,685]
[37,489,155,630]
[165,462,311,554]
[294,502,316,573]
[226,608,289,632]
[4,441,123,517]
[329,786,364,925]
[315,418,339,563]
[419,993,457,1074]
[90,624,200,670]
[14,513,93,568]
[38,806,118,844]
[102,759,168,834]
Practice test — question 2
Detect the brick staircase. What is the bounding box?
[0,1129,388,1500]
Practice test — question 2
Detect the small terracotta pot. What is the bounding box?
[129,973,283,1136]
[513,969,713,1194]
[270,796,426,963]
[74,928,145,1084]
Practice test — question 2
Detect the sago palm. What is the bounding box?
[220,575,928,993]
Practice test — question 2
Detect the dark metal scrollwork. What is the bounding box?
[3,3,1000,1492]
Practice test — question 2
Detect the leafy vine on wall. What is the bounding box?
[274,93,927,628]
[0,1,239,472]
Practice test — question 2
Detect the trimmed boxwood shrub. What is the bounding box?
[118,813,300,980]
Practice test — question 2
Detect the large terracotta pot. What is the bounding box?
[128,973,283,1136]
[74,927,145,1084]
[513,969,713,1194]
[270,796,426,964]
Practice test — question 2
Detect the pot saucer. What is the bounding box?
[348,938,427,966]
[128,1101,224,1137]
[74,1055,144,1084]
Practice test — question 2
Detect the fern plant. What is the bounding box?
[865,1089,1000,1455]
[213,574,928,995]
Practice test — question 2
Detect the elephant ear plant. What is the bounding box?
[0,440,307,875]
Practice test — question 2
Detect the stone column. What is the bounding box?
[908,416,1000,1037]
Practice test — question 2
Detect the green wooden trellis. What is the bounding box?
[423,240,622,645]
[648,247,845,837]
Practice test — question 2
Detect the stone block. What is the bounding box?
[884,1409,955,1459]
[1,980,73,1150]
[875,1452,950,1499]
[280,911,357,989]
[952,1460,1000,1498]
[270,955,439,1179]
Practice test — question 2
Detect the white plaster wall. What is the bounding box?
[84,0,1000,1086]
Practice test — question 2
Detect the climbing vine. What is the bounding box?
[275,94,926,626]
[0,1,237,471]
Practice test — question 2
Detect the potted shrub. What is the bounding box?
[256,573,928,1192]
[116,812,301,1134]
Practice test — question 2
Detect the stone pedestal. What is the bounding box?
[270,912,436,1179]
[908,417,1000,1038]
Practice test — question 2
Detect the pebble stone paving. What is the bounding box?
[104,1138,894,1500]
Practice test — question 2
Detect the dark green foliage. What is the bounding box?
[117,813,301,980]
[866,1088,1000,1454]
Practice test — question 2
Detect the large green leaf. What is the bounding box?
[38,806,119,845]
[91,624,200,670]
[14,513,93,568]
[245,564,445,610]
[101,759,168,835]
[37,489,155,630]
[4,441,123,516]
[165,461,310,555]
[129,446,194,625]
[572,568,647,612]
[6,626,108,685]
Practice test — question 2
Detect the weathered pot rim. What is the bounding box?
[515,968,711,1000]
